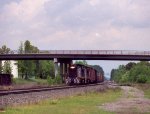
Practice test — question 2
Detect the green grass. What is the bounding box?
[144,89,150,99]
[13,78,33,85]
[4,88,122,114]
[13,78,48,85]
[30,78,48,85]
[133,84,150,99]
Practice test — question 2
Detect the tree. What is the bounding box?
[38,60,55,79]
[3,61,12,74]
[18,42,24,54]
[92,65,104,76]
[75,60,88,65]
[18,40,36,79]
[111,61,150,83]
[125,62,136,70]
[24,40,36,79]
[0,45,10,54]
[24,40,31,53]
[0,45,11,74]
[17,40,55,79]
[0,61,2,73]
[18,42,25,78]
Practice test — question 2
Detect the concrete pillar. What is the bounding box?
[64,63,68,74]
[60,63,64,82]
[60,63,63,77]
[54,58,58,77]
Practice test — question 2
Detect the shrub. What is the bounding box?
[136,75,147,83]
[47,76,54,85]
[47,75,62,85]
[53,75,62,84]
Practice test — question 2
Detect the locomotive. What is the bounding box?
[65,64,104,85]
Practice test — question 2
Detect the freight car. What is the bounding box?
[65,64,104,85]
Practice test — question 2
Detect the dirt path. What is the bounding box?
[100,86,150,114]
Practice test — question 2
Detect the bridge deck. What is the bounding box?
[7,50,150,55]
[0,50,150,60]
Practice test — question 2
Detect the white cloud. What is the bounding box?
[2,0,49,22]
[0,0,150,51]
[89,0,100,6]
[0,0,150,75]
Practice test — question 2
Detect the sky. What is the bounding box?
[0,0,150,78]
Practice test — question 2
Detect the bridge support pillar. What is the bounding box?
[65,63,68,74]
[58,59,73,83]
[60,62,63,82]
[54,58,58,77]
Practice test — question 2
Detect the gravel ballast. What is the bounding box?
[0,84,108,108]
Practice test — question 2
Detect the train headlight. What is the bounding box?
[70,65,75,69]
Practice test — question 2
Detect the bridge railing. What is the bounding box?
[1,50,150,55]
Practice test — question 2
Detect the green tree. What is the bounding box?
[0,61,2,73]
[18,40,55,80]
[0,45,10,54]
[129,62,150,83]
[38,60,55,79]
[3,61,12,74]
[17,40,55,80]
[24,40,31,53]
[125,62,136,70]
[18,42,24,54]
[24,40,36,79]
[75,60,88,65]
[92,65,104,76]
[18,42,25,78]
[0,45,11,74]
[111,61,150,84]
[111,65,127,83]
[18,40,38,79]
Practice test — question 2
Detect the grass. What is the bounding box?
[133,84,150,99]
[4,88,122,114]
[13,78,48,85]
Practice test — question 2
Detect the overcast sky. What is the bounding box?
[0,0,150,77]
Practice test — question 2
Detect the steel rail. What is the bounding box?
[0,83,106,96]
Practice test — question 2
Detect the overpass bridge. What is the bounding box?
[0,50,150,61]
[1,50,150,77]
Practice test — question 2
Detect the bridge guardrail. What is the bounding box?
[1,50,150,55]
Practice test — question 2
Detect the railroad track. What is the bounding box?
[0,82,109,96]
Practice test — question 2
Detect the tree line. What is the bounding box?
[0,40,55,80]
[111,61,150,83]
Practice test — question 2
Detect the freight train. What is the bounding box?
[0,64,104,88]
[65,64,104,85]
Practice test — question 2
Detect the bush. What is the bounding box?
[112,61,150,84]
[47,75,62,85]
[53,75,62,84]
[136,75,147,83]
[120,72,129,83]
[47,76,54,85]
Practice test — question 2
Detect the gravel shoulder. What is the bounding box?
[100,86,150,114]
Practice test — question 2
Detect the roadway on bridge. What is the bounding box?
[0,50,150,60]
